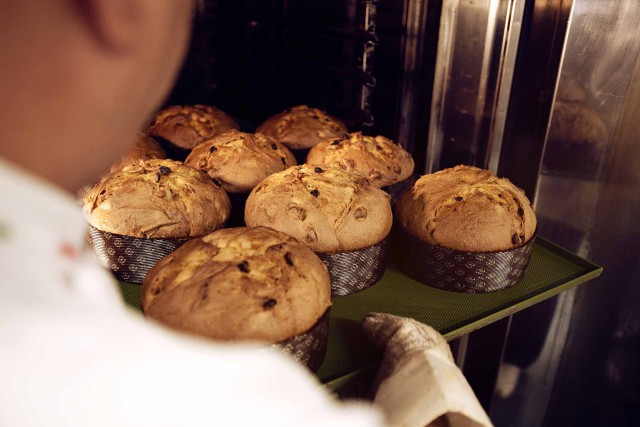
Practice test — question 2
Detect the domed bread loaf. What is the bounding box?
[185,130,296,194]
[307,132,414,187]
[244,164,392,253]
[84,159,230,239]
[109,132,166,173]
[142,226,331,343]
[147,105,239,150]
[256,105,348,150]
[395,165,536,252]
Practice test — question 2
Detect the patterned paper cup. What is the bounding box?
[273,309,330,372]
[87,226,187,284]
[316,236,390,296]
[393,228,536,293]
[381,175,416,205]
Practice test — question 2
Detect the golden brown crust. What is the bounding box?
[109,132,166,173]
[83,159,231,238]
[395,165,537,252]
[244,164,392,253]
[307,132,415,187]
[141,226,331,343]
[147,105,240,150]
[184,130,297,194]
[256,105,348,150]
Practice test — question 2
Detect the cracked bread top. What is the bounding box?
[307,132,414,187]
[84,159,230,238]
[395,165,536,252]
[244,164,392,253]
[141,226,331,343]
[185,130,296,194]
[147,105,239,150]
[256,105,348,150]
[109,132,166,173]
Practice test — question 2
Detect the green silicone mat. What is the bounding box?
[116,237,602,388]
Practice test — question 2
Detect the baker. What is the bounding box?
[0,1,489,426]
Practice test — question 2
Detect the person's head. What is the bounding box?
[0,0,196,192]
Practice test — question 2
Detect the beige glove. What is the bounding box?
[362,313,493,427]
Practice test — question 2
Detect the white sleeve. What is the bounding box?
[0,163,382,426]
[0,303,383,427]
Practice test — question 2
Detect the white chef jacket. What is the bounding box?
[0,158,382,427]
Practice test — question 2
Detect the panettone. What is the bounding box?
[393,165,537,293]
[109,132,166,173]
[307,132,414,188]
[245,164,392,295]
[184,130,296,194]
[256,105,348,151]
[147,105,239,152]
[142,226,331,344]
[84,159,230,239]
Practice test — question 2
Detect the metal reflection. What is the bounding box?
[494,0,640,424]
[427,0,526,173]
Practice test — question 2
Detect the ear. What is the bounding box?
[75,0,147,52]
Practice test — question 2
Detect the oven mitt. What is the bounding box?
[361,313,493,427]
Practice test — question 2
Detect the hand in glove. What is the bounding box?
[362,313,493,427]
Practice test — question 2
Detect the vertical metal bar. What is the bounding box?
[343,0,359,118]
[395,0,429,148]
[486,0,526,173]
[462,316,513,411]
[471,0,500,167]
[360,0,377,130]
[426,0,527,173]
[531,0,577,207]
[497,0,574,198]
[426,0,458,173]
[454,334,470,368]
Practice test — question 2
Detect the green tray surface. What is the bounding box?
[116,237,601,388]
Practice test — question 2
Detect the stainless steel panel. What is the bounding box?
[427,0,526,173]
[496,0,573,197]
[539,1,640,424]
[485,0,526,172]
[538,0,640,273]
[493,1,640,425]
[396,0,430,149]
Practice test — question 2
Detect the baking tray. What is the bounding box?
[115,237,602,390]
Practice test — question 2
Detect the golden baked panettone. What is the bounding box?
[109,132,166,173]
[307,132,414,187]
[147,105,239,151]
[84,159,230,239]
[395,165,536,252]
[244,164,392,253]
[256,105,348,150]
[185,130,296,194]
[142,226,331,343]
